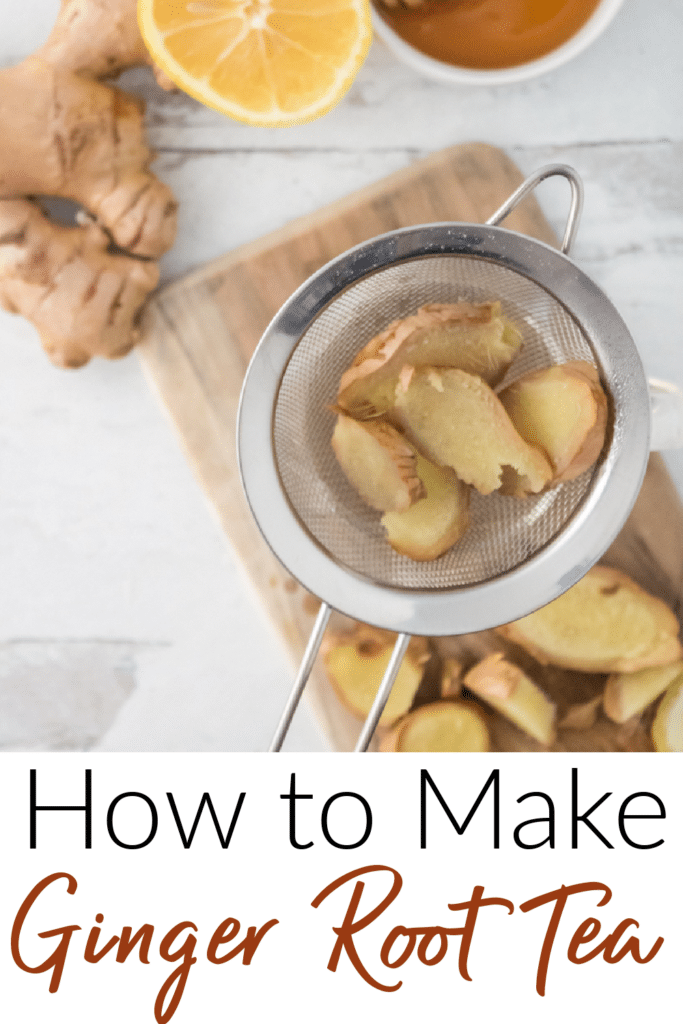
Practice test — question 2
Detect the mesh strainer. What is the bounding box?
[237,166,651,751]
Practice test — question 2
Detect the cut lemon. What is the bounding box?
[138,0,372,127]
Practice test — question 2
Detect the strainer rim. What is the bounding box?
[238,221,649,635]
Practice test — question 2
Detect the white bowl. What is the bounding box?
[371,0,627,85]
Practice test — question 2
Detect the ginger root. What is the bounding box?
[0,0,177,367]
[463,653,557,746]
[37,0,159,80]
[392,366,552,496]
[498,566,682,673]
[439,657,464,699]
[499,361,608,484]
[332,413,425,512]
[651,672,683,752]
[321,625,431,728]
[380,701,490,752]
[329,304,614,563]
[603,661,683,724]
[380,450,469,560]
[322,561,681,752]
[337,301,522,419]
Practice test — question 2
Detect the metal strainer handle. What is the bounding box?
[269,605,409,753]
[485,164,584,255]
[268,165,584,754]
[268,601,406,752]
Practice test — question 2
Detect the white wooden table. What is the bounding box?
[1,0,682,752]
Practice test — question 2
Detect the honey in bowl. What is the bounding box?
[377,0,605,70]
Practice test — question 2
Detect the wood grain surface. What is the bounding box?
[139,141,683,752]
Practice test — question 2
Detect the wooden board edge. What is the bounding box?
[153,142,552,300]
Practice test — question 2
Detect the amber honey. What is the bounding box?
[377,0,604,70]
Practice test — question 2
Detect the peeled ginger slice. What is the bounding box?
[336,301,522,419]
[499,361,608,483]
[380,701,490,752]
[498,566,682,672]
[464,654,556,746]
[604,661,683,723]
[332,413,425,512]
[381,452,469,560]
[392,367,552,496]
[322,626,430,727]
[439,657,464,699]
[651,675,683,751]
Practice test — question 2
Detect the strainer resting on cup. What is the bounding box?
[238,165,674,752]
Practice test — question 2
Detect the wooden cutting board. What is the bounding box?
[138,142,683,752]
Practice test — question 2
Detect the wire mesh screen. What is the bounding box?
[273,254,602,591]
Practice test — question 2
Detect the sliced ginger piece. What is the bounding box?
[337,302,522,419]
[559,696,603,731]
[381,451,470,560]
[499,361,608,483]
[332,414,425,512]
[440,657,464,699]
[392,367,552,496]
[322,626,430,727]
[604,661,683,724]
[651,674,683,752]
[464,654,556,746]
[499,566,683,673]
[380,700,490,752]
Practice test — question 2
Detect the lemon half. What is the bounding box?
[139,0,372,127]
